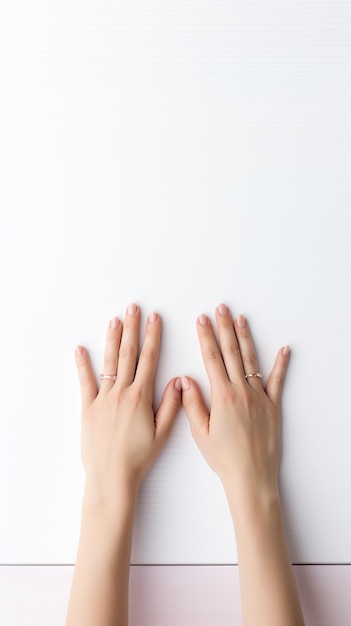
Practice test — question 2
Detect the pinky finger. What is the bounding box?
[265,346,290,406]
[75,345,98,410]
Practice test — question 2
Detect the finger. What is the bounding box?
[234,314,262,391]
[116,303,140,388]
[100,317,122,393]
[134,311,161,401]
[197,314,229,389]
[265,346,290,406]
[180,376,209,442]
[215,303,245,383]
[154,377,182,446]
[75,345,98,410]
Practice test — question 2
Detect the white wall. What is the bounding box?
[0,0,351,565]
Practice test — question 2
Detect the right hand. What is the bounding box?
[180,303,290,512]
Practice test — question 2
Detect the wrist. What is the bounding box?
[78,486,137,565]
[222,477,281,527]
[82,480,138,523]
[73,484,137,580]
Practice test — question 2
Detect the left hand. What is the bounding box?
[75,303,181,508]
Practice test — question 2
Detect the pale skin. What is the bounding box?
[66,302,305,626]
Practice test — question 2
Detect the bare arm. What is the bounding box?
[65,305,181,626]
[181,303,304,626]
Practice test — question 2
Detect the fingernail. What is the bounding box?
[198,314,208,326]
[110,317,120,329]
[218,303,228,316]
[148,311,157,323]
[237,314,246,328]
[175,377,182,391]
[127,303,137,316]
[283,345,290,356]
[180,376,190,390]
[75,345,83,356]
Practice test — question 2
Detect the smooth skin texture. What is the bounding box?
[66,303,305,626]
[65,304,181,626]
[181,304,305,626]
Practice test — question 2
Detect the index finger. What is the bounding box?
[133,311,162,399]
[75,345,98,410]
[197,313,229,389]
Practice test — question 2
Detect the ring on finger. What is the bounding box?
[245,372,262,379]
[100,374,117,381]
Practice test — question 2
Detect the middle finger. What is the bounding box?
[116,303,141,388]
[215,303,245,383]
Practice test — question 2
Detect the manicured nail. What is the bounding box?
[175,377,182,391]
[148,311,157,324]
[283,345,290,356]
[198,314,208,326]
[218,303,228,316]
[110,317,120,329]
[236,314,246,328]
[127,303,137,316]
[75,345,83,356]
[180,376,190,390]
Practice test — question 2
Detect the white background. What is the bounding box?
[0,0,351,564]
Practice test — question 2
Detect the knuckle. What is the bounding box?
[104,353,117,369]
[226,341,241,359]
[140,344,157,363]
[167,395,181,415]
[204,346,221,362]
[220,390,235,407]
[244,351,257,368]
[119,343,137,360]
[273,371,284,386]
[214,382,235,406]
[184,393,197,410]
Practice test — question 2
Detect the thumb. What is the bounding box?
[75,345,98,410]
[265,346,290,406]
[180,376,209,442]
[154,377,182,445]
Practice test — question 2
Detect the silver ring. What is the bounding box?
[245,372,262,379]
[100,374,117,381]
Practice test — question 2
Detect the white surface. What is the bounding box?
[0,0,351,564]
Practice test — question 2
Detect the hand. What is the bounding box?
[74,304,181,508]
[181,303,290,513]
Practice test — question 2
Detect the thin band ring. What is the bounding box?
[245,372,262,379]
[100,374,117,381]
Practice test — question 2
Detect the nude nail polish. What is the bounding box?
[127,303,137,316]
[148,311,157,323]
[198,314,208,326]
[218,303,228,316]
[237,314,246,328]
[181,376,190,390]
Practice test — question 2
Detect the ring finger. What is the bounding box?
[100,316,123,392]
[234,314,263,390]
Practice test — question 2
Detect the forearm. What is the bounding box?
[66,490,137,626]
[226,487,304,626]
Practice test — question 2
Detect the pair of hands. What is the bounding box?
[75,303,290,513]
